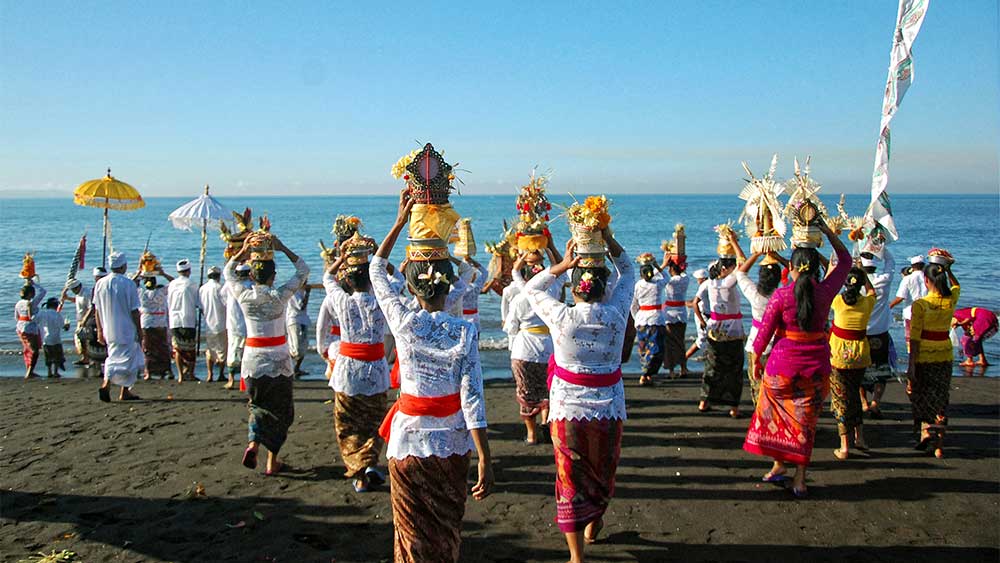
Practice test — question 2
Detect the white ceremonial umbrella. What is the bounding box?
[168,185,232,362]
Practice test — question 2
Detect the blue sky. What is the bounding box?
[1,1,997,196]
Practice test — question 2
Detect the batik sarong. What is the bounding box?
[702,337,744,407]
[830,367,865,436]
[908,361,951,435]
[142,327,172,376]
[171,327,197,362]
[19,332,40,368]
[664,322,687,371]
[512,359,549,417]
[635,325,665,376]
[551,417,623,533]
[247,375,295,454]
[334,391,387,478]
[389,453,470,563]
[744,371,829,466]
[43,344,65,370]
[863,332,892,390]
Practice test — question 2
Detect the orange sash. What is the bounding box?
[782,329,826,343]
[245,335,287,347]
[330,325,341,336]
[378,392,461,441]
[390,357,401,389]
[638,304,660,311]
[16,315,31,322]
[338,341,385,362]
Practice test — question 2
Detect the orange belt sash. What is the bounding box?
[338,341,385,362]
[378,392,462,441]
[330,325,341,336]
[245,335,287,348]
[920,330,949,341]
[782,329,826,342]
[16,315,31,322]
[831,324,866,341]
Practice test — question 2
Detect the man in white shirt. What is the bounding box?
[889,255,928,351]
[61,279,92,367]
[168,259,199,381]
[285,285,311,377]
[200,266,228,382]
[94,252,144,402]
[861,250,896,418]
[35,297,68,377]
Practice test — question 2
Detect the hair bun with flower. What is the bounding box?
[417,264,451,286]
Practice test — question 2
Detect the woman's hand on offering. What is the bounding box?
[395,189,414,226]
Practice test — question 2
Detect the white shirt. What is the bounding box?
[199,279,227,334]
[631,274,667,327]
[370,256,487,460]
[93,273,140,345]
[445,263,473,317]
[866,250,896,335]
[461,263,489,324]
[706,274,745,340]
[504,291,554,363]
[35,309,65,346]
[72,289,91,325]
[663,273,690,324]
[523,253,634,423]
[285,290,310,326]
[224,257,310,378]
[315,293,340,358]
[14,281,46,335]
[138,285,169,329]
[736,271,772,354]
[501,284,520,324]
[167,276,199,329]
[221,279,249,337]
[325,282,390,396]
[694,280,711,318]
[895,268,928,321]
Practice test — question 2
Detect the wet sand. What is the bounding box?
[1,374,997,562]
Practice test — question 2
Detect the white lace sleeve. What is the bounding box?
[370,257,414,335]
[523,270,570,328]
[460,326,487,430]
[279,258,310,302]
[607,252,635,317]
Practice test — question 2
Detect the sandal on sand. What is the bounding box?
[833,449,849,461]
[762,472,788,484]
[791,485,808,499]
[584,519,603,544]
[353,477,369,492]
[242,447,258,469]
[98,387,111,403]
[365,467,386,487]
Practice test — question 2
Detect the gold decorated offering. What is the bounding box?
[453,218,477,258]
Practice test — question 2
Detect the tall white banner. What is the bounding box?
[865,0,930,242]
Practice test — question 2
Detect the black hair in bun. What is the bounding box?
[405,259,454,301]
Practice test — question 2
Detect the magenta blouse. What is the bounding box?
[753,246,851,378]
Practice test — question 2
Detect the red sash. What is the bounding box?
[16,315,31,322]
[338,341,385,362]
[245,335,287,348]
[638,304,661,311]
[663,300,686,307]
[330,325,341,336]
[831,324,866,341]
[378,392,462,441]
[463,309,478,315]
[782,329,826,343]
[546,355,622,390]
[920,330,949,341]
[390,357,401,389]
[710,312,743,321]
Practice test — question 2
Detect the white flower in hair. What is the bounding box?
[417,265,450,285]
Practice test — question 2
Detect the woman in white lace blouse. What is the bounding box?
[370,192,493,563]
[522,232,633,563]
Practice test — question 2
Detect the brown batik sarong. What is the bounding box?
[746,351,767,407]
[334,391,387,478]
[512,359,549,417]
[142,326,172,375]
[830,367,866,436]
[389,453,470,563]
[663,322,687,371]
[909,361,952,436]
[701,337,744,407]
[247,375,295,454]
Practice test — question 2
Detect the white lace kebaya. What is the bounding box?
[521,253,635,423]
[324,281,390,396]
[370,256,487,460]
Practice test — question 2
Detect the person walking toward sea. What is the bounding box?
[226,233,309,476]
[952,307,997,367]
[371,192,492,563]
[15,277,46,379]
[729,234,786,406]
[661,256,690,378]
[35,297,68,377]
[743,220,849,498]
[94,252,144,402]
[630,252,670,386]
[168,259,199,381]
[697,236,745,417]
[222,263,251,389]
[136,269,173,379]
[285,285,311,377]
[459,256,488,328]
[524,226,633,562]
[61,279,92,367]
[200,266,228,382]
[890,255,928,351]
[907,249,960,459]
[685,268,710,362]
[860,250,896,418]
[829,268,876,460]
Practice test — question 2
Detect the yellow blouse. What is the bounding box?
[911,285,960,364]
[829,293,876,369]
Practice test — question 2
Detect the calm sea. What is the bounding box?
[1,193,997,378]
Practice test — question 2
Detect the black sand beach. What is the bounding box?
[1,375,997,562]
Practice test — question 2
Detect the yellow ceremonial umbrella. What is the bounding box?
[73,168,145,268]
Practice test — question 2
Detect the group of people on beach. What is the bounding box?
[13,146,998,563]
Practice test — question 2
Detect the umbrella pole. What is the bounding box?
[102,204,109,269]
[195,219,206,379]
